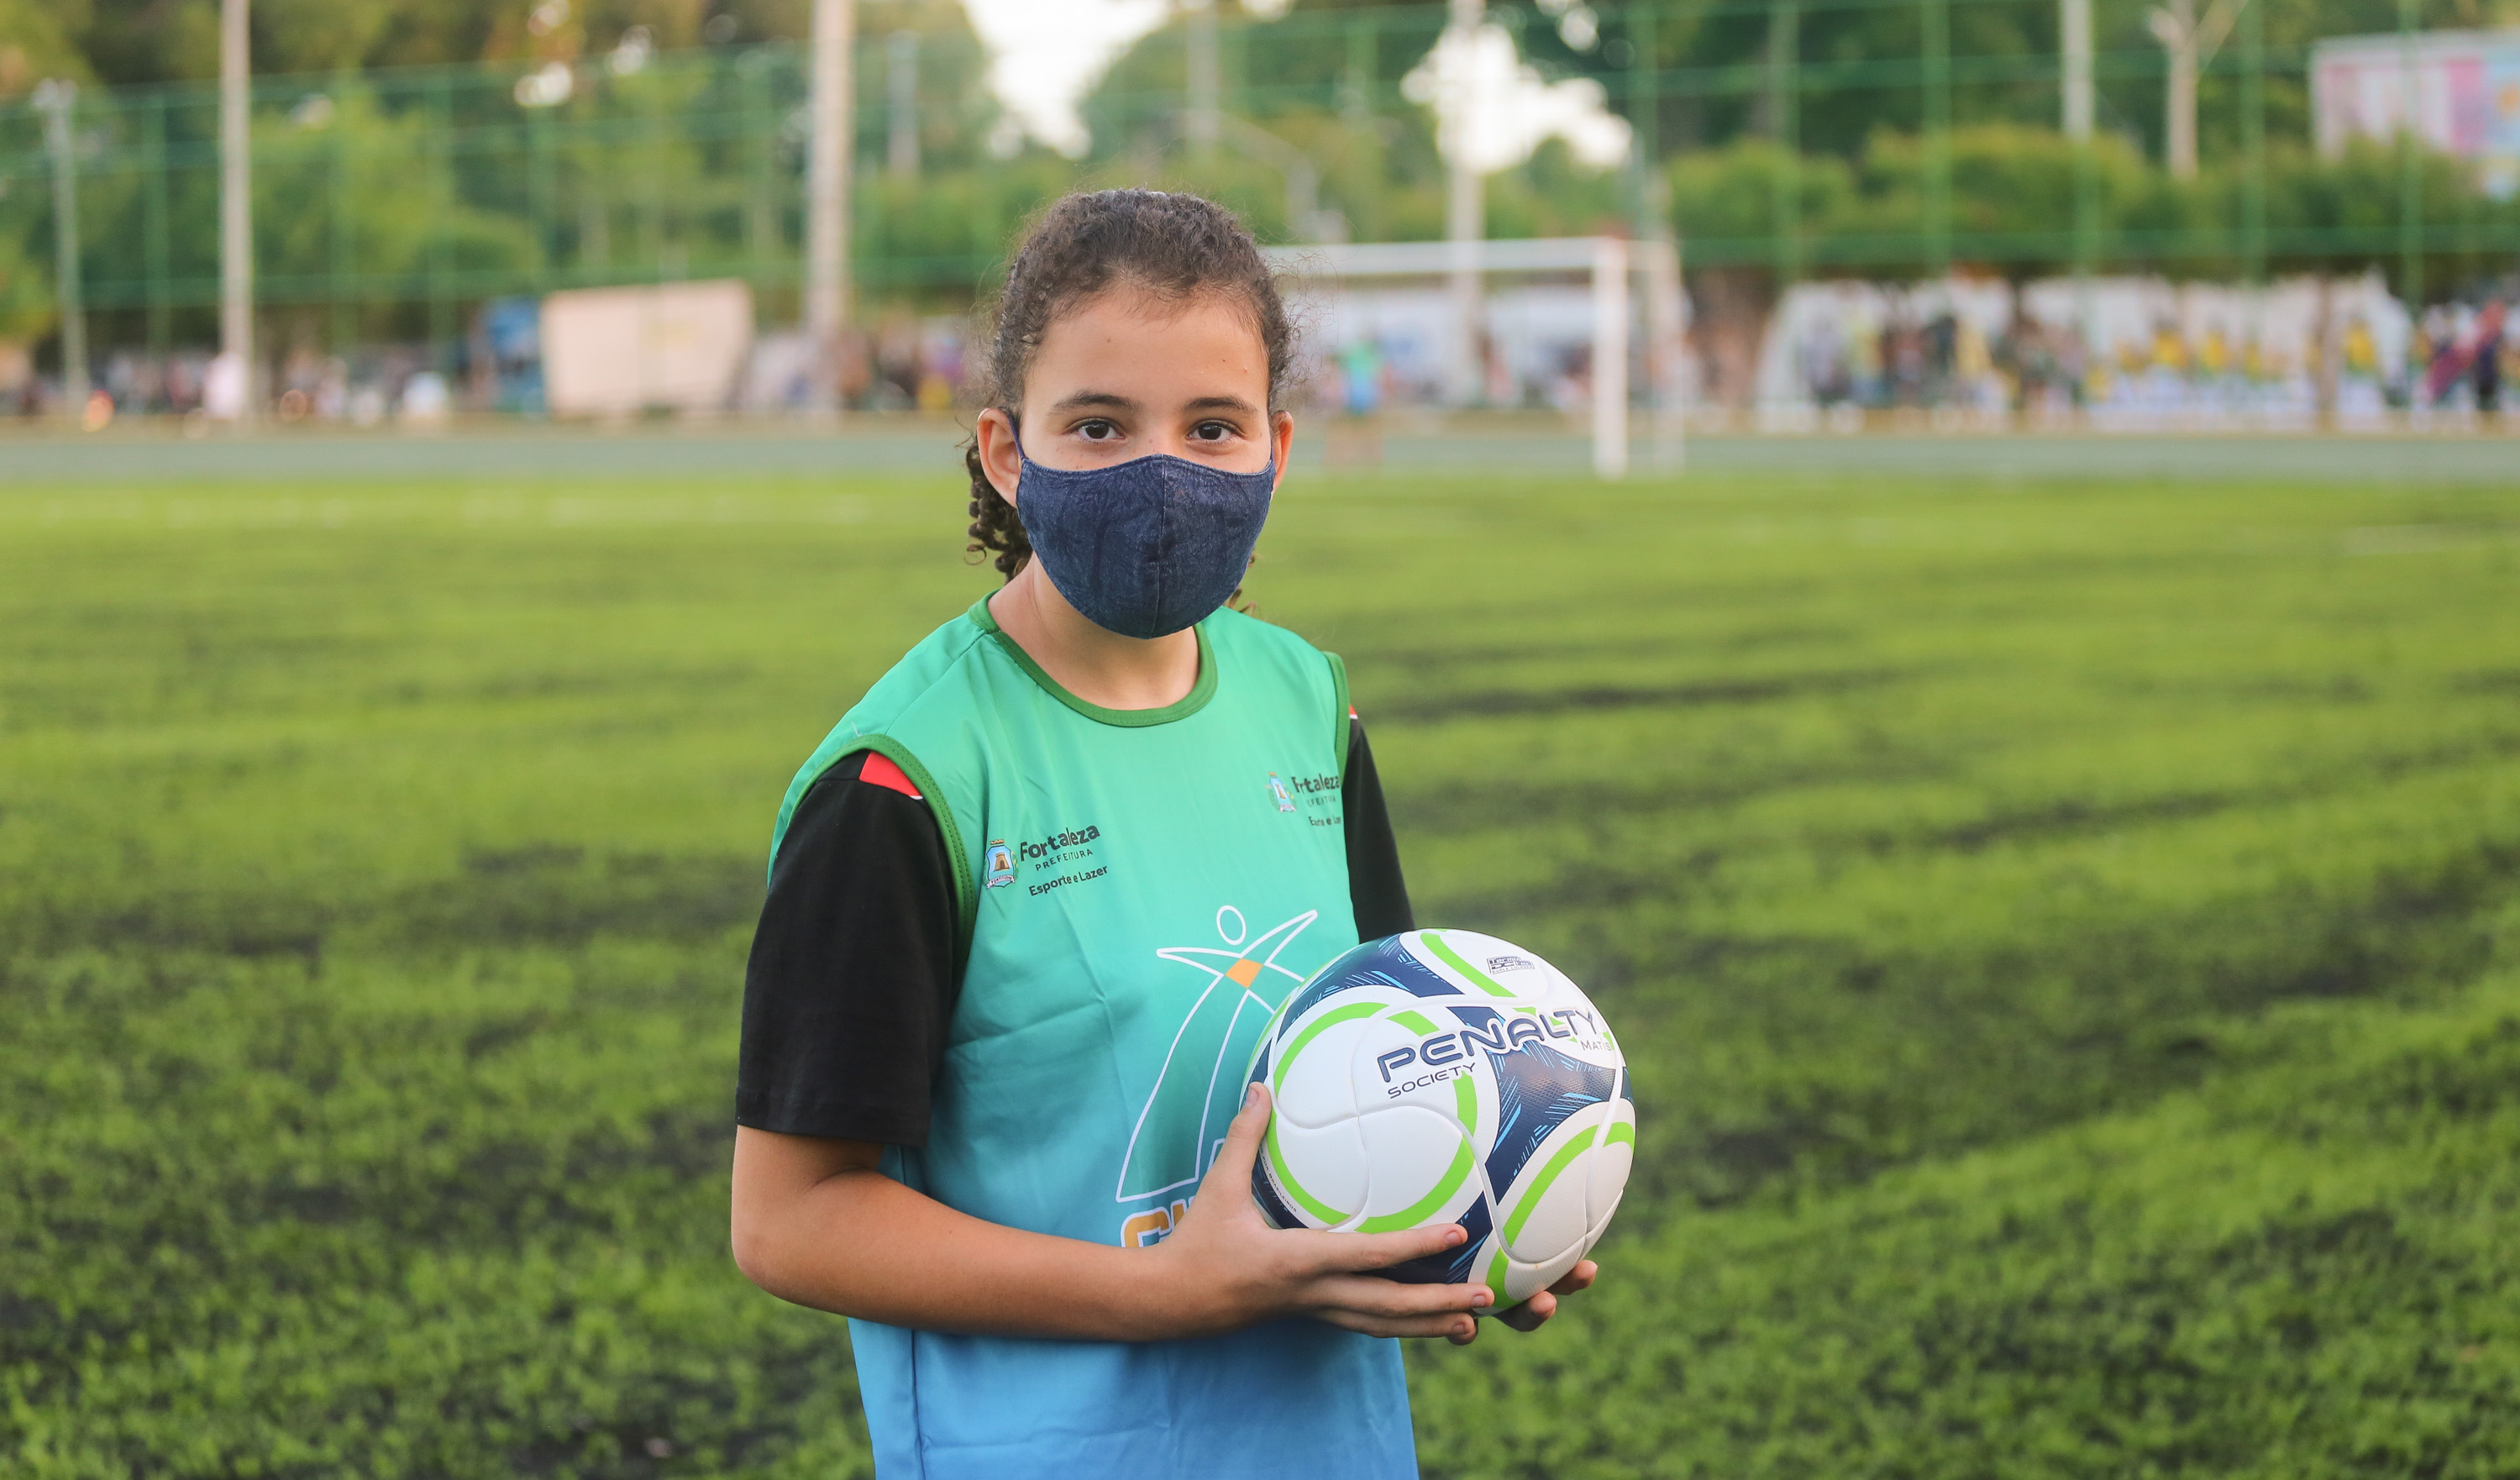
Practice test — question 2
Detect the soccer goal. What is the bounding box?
[1261,235,1688,478]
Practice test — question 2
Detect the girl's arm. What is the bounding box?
[732,1084,1506,1342]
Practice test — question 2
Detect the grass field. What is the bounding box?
[4,462,2517,1477]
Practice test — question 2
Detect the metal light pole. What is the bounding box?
[2061,0,2092,141]
[2397,0,2421,308]
[887,30,920,179]
[1627,10,1684,471]
[1768,1,1799,287]
[806,0,854,414]
[1186,0,1221,155]
[221,0,255,422]
[2062,0,2097,365]
[1442,0,1483,407]
[1921,0,1950,276]
[34,81,87,419]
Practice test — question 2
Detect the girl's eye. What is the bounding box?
[1076,419,1121,441]
[1190,421,1235,443]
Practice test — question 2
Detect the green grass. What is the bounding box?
[3,467,2516,1477]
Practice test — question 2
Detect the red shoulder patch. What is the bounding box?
[857,752,922,800]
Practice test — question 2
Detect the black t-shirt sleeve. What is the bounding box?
[736,751,961,1145]
[1343,714,1416,940]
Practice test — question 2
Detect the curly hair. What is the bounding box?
[963,189,1297,582]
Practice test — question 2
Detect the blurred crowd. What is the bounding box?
[0,344,457,430]
[0,302,976,428]
[5,274,2511,433]
[1755,272,2516,428]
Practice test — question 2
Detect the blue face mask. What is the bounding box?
[1013,446,1275,639]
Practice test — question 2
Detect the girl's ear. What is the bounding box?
[1268,409,1295,495]
[975,407,1022,505]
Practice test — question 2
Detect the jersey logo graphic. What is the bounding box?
[982,839,1015,889]
[1268,773,1297,812]
[1116,905,1321,1206]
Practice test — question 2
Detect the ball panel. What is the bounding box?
[1272,946,1383,1028]
[1263,1116,1368,1229]
[1291,935,1464,1016]
[1388,1007,1437,1032]
[1583,1190,1624,1254]
[1352,932,1475,1000]
[1352,1009,1492,1147]
[1499,1106,1607,1263]
[1483,1038,1620,1197]
[1344,1013,1436,1105]
[1415,928,1587,1002]
[1587,1111,1635,1229]
[1269,999,1382,1129]
[1506,1242,1588,1305]
[1405,929,1522,1000]
[1353,1105,1477,1231]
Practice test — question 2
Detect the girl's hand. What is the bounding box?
[1150,1085,1494,1341]
[730,1091,1586,1346]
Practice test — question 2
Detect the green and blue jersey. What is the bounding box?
[769,600,1414,1479]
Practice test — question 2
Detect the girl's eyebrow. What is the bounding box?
[1183,395,1260,416]
[1048,391,1137,414]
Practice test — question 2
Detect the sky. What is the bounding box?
[960,0,1173,155]
[956,0,1631,169]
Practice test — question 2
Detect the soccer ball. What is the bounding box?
[1247,928,1633,1309]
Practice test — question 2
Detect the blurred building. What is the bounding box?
[2312,29,2520,197]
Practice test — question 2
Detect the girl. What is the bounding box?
[730,189,1593,1479]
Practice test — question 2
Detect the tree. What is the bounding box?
[0,224,54,344]
[0,0,95,99]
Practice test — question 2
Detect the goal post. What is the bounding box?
[1262,235,1686,479]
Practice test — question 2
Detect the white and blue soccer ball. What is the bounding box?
[1247,928,1634,1309]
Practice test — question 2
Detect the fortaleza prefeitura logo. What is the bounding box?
[983,822,1110,898]
[1269,769,1336,811]
[1269,769,1341,827]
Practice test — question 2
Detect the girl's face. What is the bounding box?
[977,286,1293,498]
